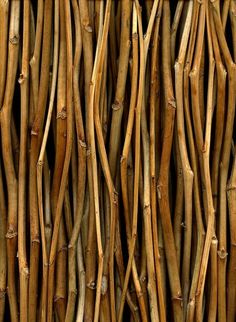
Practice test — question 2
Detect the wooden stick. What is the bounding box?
[47,0,73,320]
[36,0,59,320]
[18,1,30,320]
[174,2,194,316]
[157,1,183,320]
[0,0,9,109]
[0,162,7,322]
[1,2,20,321]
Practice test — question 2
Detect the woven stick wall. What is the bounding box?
[0,0,235,321]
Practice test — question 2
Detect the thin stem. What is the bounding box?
[30,0,44,114]
[18,1,30,321]
[36,0,59,320]
[0,0,9,109]
[0,2,20,321]
[47,0,73,320]
[174,2,194,316]
[157,1,183,321]
[0,162,7,322]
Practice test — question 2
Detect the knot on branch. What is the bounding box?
[48,257,56,266]
[112,190,118,204]
[71,288,78,295]
[177,168,183,177]
[87,281,96,290]
[168,98,176,109]
[83,23,92,33]
[156,184,162,199]
[212,235,218,245]
[101,275,108,295]
[217,248,228,260]
[21,267,29,278]
[120,155,126,164]
[201,143,207,153]
[86,148,91,156]
[57,245,68,253]
[231,8,236,17]
[57,107,67,120]
[54,295,66,303]
[144,204,150,214]
[140,275,146,283]
[6,228,17,239]
[188,297,195,307]
[31,237,40,244]
[0,289,6,299]
[112,101,123,111]
[172,293,183,304]
[79,139,87,149]
[30,56,36,67]
[114,245,118,254]
[37,160,44,167]
[227,184,236,192]
[31,128,39,136]
[18,73,26,84]
[9,35,19,45]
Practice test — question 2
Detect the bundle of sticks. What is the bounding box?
[1,0,236,321]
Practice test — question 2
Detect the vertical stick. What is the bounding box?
[1,2,20,321]
[0,163,7,322]
[18,1,30,321]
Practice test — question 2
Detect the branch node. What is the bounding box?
[18,73,26,84]
[79,139,87,149]
[86,148,91,156]
[32,238,40,244]
[57,107,67,120]
[0,289,7,299]
[31,128,39,136]
[83,24,92,33]
[21,267,29,278]
[101,275,108,295]
[54,295,65,303]
[9,35,19,45]
[227,184,236,191]
[120,155,126,164]
[87,281,96,290]
[58,245,68,253]
[6,228,17,239]
[172,293,183,304]
[112,191,118,204]
[140,275,146,283]
[112,101,123,111]
[231,7,236,17]
[217,248,228,259]
[157,184,162,199]
[202,143,207,153]
[37,160,44,167]
[168,98,176,109]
